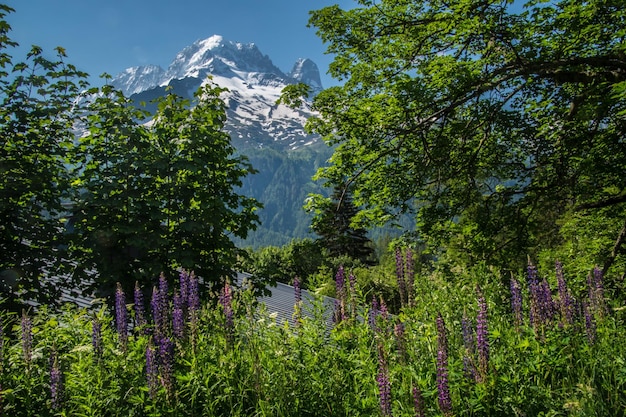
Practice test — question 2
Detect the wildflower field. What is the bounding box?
[1,258,625,416]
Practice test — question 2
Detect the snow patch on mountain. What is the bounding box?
[110,35,322,151]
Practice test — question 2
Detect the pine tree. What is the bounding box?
[311,185,374,264]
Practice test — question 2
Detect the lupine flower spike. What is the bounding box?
[405,247,415,307]
[92,316,103,359]
[377,344,393,417]
[115,283,128,351]
[369,296,379,331]
[50,350,63,409]
[413,385,425,417]
[556,261,574,327]
[134,281,147,331]
[335,266,346,321]
[293,276,302,326]
[159,336,175,401]
[220,281,234,343]
[21,310,32,366]
[436,313,452,416]
[583,301,596,344]
[476,286,489,383]
[146,340,159,400]
[509,275,523,331]
[395,247,406,308]
[179,269,190,311]
[172,291,185,340]
[394,321,407,363]
[187,272,200,350]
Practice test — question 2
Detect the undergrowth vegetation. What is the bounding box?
[0,257,624,416]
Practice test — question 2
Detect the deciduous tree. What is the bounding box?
[0,5,88,305]
[72,82,261,297]
[304,0,626,283]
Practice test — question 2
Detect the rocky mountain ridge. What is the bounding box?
[111,35,323,151]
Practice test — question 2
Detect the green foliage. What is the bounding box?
[306,0,626,284]
[0,6,88,306]
[0,6,263,304]
[239,238,329,289]
[1,260,625,416]
[72,82,262,297]
[308,185,375,264]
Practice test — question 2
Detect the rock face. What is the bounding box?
[111,35,323,151]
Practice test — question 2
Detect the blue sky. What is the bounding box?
[5,0,353,88]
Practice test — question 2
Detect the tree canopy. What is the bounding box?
[71,82,262,298]
[0,5,88,305]
[307,185,375,264]
[0,5,262,304]
[304,0,626,283]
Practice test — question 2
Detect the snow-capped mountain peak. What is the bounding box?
[289,58,322,92]
[111,64,165,96]
[110,35,323,151]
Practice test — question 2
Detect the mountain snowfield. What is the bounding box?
[111,35,323,151]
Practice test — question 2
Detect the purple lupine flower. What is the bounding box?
[369,296,379,331]
[115,283,128,351]
[348,271,356,296]
[172,291,184,340]
[377,345,393,417]
[527,262,543,334]
[395,247,406,308]
[333,299,342,325]
[159,336,175,400]
[591,266,607,317]
[220,282,234,342]
[151,286,162,336]
[436,313,448,352]
[539,278,556,323]
[293,276,302,326]
[179,269,190,310]
[461,313,475,353]
[50,351,63,409]
[92,316,103,359]
[405,248,415,307]
[556,261,574,327]
[510,277,523,330]
[187,272,200,349]
[21,310,32,365]
[134,281,147,330]
[0,319,4,368]
[349,272,357,318]
[158,273,169,301]
[335,266,347,321]
[151,279,170,339]
[413,385,425,417]
[583,301,596,344]
[379,296,389,320]
[436,313,452,416]
[394,322,407,363]
[146,342,159,400]
[335,266,345,297]
[293,276,302,304]
[187,272,200,314]
[476,287,489,383]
